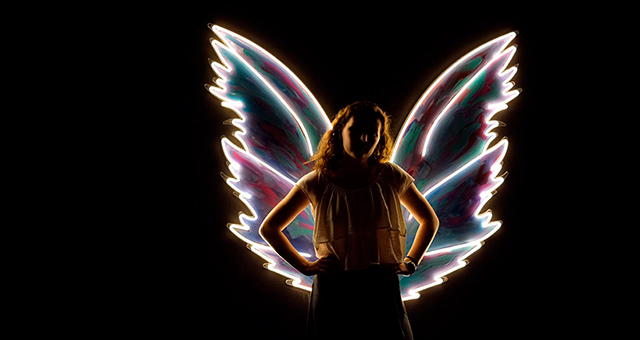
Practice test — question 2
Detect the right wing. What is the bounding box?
[208,25,332,291]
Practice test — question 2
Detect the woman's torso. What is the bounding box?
[322,163,384,190]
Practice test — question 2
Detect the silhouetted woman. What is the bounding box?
[260,101,439,340]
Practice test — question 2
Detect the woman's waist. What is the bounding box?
[313,225,406,241]
[319,253,401,274]
[315,240,405,268]
[317,263,401,284]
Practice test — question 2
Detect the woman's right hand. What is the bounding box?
[300,256,340,276]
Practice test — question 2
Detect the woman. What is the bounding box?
[259,101,439,340]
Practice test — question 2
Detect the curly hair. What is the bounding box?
[305,101,394,173]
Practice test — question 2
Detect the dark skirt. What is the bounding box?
[306,266,413,340]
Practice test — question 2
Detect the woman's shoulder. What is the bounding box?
[385,162,412,176]
[299,168,319,179]
[383,161,403,175]
[381,162,414,188]
[296,169,322,187]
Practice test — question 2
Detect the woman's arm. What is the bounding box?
[259,185,339,276]
[400,183,440,265]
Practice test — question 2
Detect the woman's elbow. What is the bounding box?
[259,221,273,239]
[423,213,439,231]
[259,219,282,241]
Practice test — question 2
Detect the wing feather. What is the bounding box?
[400,243,480,300]
[209,33,316,181]
[211,25,331,151]
[222,138,316,286]
[404,140,507,252]
[399,140,507,300]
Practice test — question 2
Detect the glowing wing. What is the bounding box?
[391,32,520,300]
[207,25,332,290]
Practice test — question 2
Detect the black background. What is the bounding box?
[136,4,591,339]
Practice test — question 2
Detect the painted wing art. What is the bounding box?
[206,25,520,300]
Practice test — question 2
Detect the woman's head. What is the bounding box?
[307,101,394,172]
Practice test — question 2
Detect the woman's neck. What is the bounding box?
[337,156,376,177]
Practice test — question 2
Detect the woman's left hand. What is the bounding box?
[379,262,415,275]
[395,262,414,275]
[380,263,412,275]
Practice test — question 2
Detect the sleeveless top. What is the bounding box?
[295,162,415,271]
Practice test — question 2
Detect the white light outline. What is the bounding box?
[387,33,518,299]
[213,26,332,128]
[402,139,508,300]
[209,39,315,160]
[208,26,519,300]
[421,46,519,157]
[209,25,332,159]
[221,137,314,291]
[390,31,517,162]
[209,25,331,291]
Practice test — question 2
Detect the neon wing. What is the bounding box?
[207,25,332,290]
[391,32,520,300]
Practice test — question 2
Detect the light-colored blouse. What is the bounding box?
[295,162,415,271]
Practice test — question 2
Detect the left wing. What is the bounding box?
[392,32,519,191]
[390,32,520,300]
[400,140,507,300]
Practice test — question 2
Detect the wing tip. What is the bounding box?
[498,171,509,180]
[208,23,225,33]
[493,31,518,47]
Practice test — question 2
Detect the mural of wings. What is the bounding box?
[207,24,519,300]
